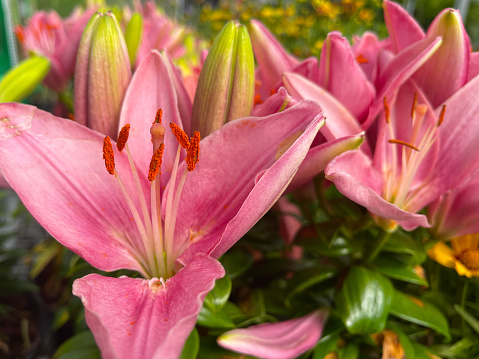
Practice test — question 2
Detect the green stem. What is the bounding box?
[365,228,391,264]
[461,280,469,333]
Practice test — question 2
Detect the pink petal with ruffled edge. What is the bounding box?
[251,87,297,117]
[325,151,430,230]
[414,9,470,107]
[73,253,224,359]
[218,310,329,359]
[174,100,324,265]
[119,50,185,188]
[352,32,390,82]
[383,0,425,53]
[0,103,148,273]
[318,32,375,121]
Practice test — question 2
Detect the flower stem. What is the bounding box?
[365,228,391,264]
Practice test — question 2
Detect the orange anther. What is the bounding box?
[154,108,163,124]
[103,137,115,175]
[169,123,190,149]
[356,54,369,64]
[437,104,446,127]
[148,143,165,182]
[254,94,263,105]
[388,139,419,152]
[270,89,277,95]
[186,131,200,172]
[15,26,24,44]
[117,124,130,151]
[383,96,390,124]
[68,113,75,122]
[411,93,418,118]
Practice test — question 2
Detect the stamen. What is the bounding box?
[103,137,115,175]
[383,97,390,123]
[148,144,165,182]
[186,131,201,172]
[117,124,130,152]
[254,94,263,105]
[154,108,163,124]
[410,93,418,119]
[356,54,369,64]
[270,89,277,95]
[388,139,420,152]
[437,105,446,127]
[169,123,190,149]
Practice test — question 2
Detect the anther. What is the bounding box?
[154,109,163,124]
[356,54,369,64]
[437,105,446,127]
[103,137,115,175]
[169,123,190,149]
[117,124,130,151]
[411,93,418,118]
[186,131,201,172]
[148,143,165,182]
[383,97,390,123]
[254,94,263,105]
[388,139,420,152]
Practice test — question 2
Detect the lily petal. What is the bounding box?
[352,32,390,82]
[73,253,224,359]
[318,32,376,121]
[325,151,430,230]
[175,100,324,264]
[288,134,364,191]
[251,87,296,117]
[283,72,363,140]
[0,103,147,273]
[467,52,479,81]
[119,50,184,188]
[383,0,425,53]
[414,9,470,107]
[218,310,329,359]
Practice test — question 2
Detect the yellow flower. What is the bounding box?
[428,234,479,278]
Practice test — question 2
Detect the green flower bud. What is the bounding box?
[74,12,132,139]
[0,56,50,103]
[125,13,143,67]
[191,20,255,136]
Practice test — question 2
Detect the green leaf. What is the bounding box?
[180,328,199,359]
[286,266,337,306]
[433,336,477,358]
[313,332,340,359]
[338,343,359,359]
[197,305,236,329]
[295,228,353,256]
[52,306,70,330]
[203,276,232,313]
[390,290,450,339]
[382,231,426,264]
[387,322,416,359]
[220,249,254,279]
[335,267,393,334]
[373,258,428,286]
[54,331,99,359]
[30,240,62,279]
[411,342,442,359]
[454,304,479,334]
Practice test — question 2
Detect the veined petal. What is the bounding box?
[412,73,479,210]
[467,52,479,82]
[119,50,184,188]
[325,151,430,230]
[364,36,442,129]
[288,134,364,191]
[251,87,297,117]
[414,9,470,107]
[73,254,224,359]
[218,310,329,359]
[282,72,363,140]
[0,103,146,273]
[174,100,324,264]
[249,20,298,97]
[318,32,375,121]
[383,0,425,53]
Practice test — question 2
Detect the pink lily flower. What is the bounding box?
[16,8,95,92]
[218,310,329,359]
[0,49,324,358]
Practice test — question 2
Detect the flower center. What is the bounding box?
[101,109,201,280]
[457,249,479,270]
[381,94,446,210]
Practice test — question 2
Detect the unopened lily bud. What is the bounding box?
[74,12,132,139]
[125,13,143,67]
[191,20,254,136]
[0,56,50,102]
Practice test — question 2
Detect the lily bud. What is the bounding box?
[0,56,50,102]
[191,20,254,136]
[74,12,132,139]
[125,13,143,67]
